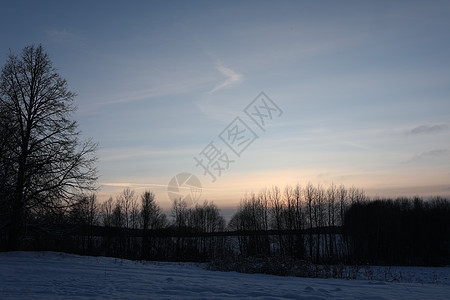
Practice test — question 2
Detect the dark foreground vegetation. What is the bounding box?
[346,197,450,266]
[1,184,449,269]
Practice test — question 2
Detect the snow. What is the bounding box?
[1,252,449,299]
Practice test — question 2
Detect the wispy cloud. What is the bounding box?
[93,85,185,106]
[79,76,212,113]
[101,181,220,191]
[100,147,197,162]
[46,29,86,46]
[407,149,450,162]
[101,182,169,189]
[208,63,244,94]
[407,123,448,135]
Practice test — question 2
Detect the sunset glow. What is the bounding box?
[2,0,449,210]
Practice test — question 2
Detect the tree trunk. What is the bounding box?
[8,148,27,251]
[8,200,23,251]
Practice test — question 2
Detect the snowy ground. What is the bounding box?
[1,252,449,299]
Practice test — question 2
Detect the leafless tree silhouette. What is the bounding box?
[0,45,97,250]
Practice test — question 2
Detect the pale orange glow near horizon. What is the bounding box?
[96,167,450,213]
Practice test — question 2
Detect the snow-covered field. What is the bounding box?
[1,252,449,299]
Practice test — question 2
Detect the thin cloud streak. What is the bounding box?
[46,29,86,46]
[78,75,214,115]
[101,182,220,191]
[407,123,449,135]
[406,149,450,163]
[208,63,244,94]
[101,182,168,188]
[92,81,205,107]
[100,147,198,162]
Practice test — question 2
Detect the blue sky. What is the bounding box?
[2,0,450,210]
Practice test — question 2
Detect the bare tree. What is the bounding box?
[204,201,225,233]
[0,103,15,214]
[141,190,165,230]
[141,190,166,260]
[305,183,314,259]
[0,105,15,231]
[337,185,348,227]
[0,45,97,250]
[313,184,325,261]
[112,199,124,228]
[129,197,140,230]
[172,198,188,229]
[101,197,114,227]
[69,194,98,253]
[188,200,224,233]
[293,184,303,231]
[70,193,98,227]
[269,186,284,254]
[270,186,283,230]
[283,185,294,230]
[326,183,337,259]
[117,188,136,229]
[293,183,305,258]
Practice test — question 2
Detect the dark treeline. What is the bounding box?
[227,184,364,262]
[1,188,226,261]
[345,197,450,266]
[2,183,449,266]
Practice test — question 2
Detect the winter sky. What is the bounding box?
[1,0,450,209]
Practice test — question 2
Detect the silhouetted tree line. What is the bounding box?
[227,183,364,263]
[1,187,226,261]
[1,184,449,266]
[345,197,450,266]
